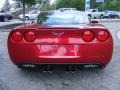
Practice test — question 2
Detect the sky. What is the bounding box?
[51,0,55,4]
[0,0,15,9]
[0,0,55,9]
[0,0,6,8]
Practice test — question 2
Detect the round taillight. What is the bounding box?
[98,31,109,42]
[11,31,22,42]
[83,31,94,42]
[24,31,36,42]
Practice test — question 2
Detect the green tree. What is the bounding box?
[106,0,120,10]
[37,0,52,10]
[91,0,120,11]
[16,0,36,5]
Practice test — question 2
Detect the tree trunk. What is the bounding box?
[23,0,25,25]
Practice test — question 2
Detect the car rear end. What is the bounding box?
[7,11,113,69]
[104,11,119,18]
[8,25,113,68]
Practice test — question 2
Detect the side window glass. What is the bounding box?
[92,10,97,12]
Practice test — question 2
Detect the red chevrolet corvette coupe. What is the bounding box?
[8,11,113,69]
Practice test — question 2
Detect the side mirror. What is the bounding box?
[91,20,98,24]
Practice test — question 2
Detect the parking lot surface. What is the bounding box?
[0,22,120,90]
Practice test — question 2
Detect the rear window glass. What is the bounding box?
[37,11,90,25]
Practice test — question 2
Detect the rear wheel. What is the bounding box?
[98,64,105,69]
[3,17,8,22]
[115,15,119,19]
[100,15,104,19]
[88,14,91,19]
[25,16,29,21]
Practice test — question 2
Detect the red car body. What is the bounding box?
[7,11,113,68]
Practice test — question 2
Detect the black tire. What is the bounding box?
[0,16,8,22]
[3,17,8,22]
[115,15,119,19]
[88,14,91,19]
[100,15,104,19]
[108,16,110,19]
[25,16,29,21]
[97,64,106,69]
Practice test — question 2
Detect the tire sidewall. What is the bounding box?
[3,17,8,22]
[25,16,29,21]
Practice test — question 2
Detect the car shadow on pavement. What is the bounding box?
[17,66,106,90]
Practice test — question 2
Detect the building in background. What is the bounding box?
[85,0,90,11]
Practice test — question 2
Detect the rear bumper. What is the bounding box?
[104,15,118,18]
[8,41,113,66]
[17,62,105,69]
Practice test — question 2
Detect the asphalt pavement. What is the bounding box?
[0,20,30,31]
[0,22,120,90]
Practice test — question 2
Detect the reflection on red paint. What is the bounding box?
[40,45,78,57]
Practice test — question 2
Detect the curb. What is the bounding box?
[92,19,120,23]
[0,23,23,30]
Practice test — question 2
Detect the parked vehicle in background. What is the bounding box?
[104,11,119,19]
[18,10,40,21]
[117,12,120,18]
[85,9,105,19]
[0,13,13,22]
[58,8,76,11]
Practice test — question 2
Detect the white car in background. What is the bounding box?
[58,8,77,11]
[85,9,105,19]
[18,10,40,21]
